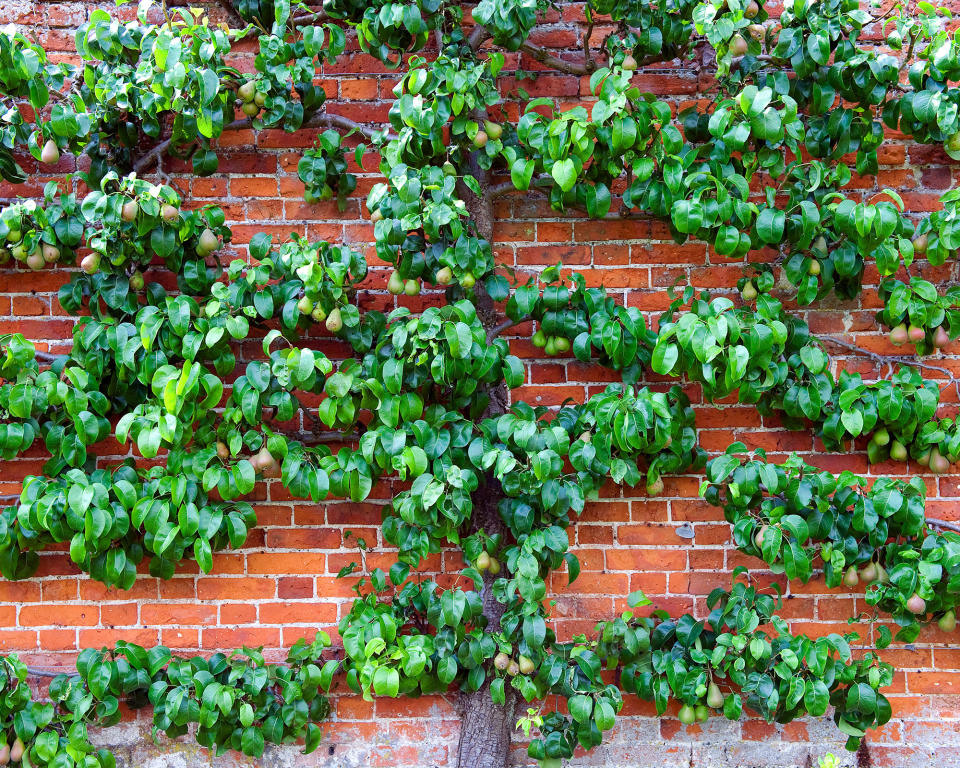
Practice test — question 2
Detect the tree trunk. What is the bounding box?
[453,151,517,768]
[456,681,518,768]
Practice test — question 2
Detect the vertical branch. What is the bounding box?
[454,128,518,768]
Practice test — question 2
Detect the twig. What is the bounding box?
[928,518,960,535]
[582,21,594,70]
[33,350,59,364]
[731,53,776,70]
[467,25,490,51]
[488,180,520,199]
[133,113,394,174]
[26,666,63,678]
[215,0,246,24]
[821,336,957,380]
[292,9,330,25]
[486,317,527,344]
[489,174,553,200]
[520,42,598,75]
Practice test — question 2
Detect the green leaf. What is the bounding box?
[551,158,577,192]
[569,694,593,723]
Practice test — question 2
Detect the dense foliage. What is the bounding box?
[0,0,958,764]
[0,635,333,765]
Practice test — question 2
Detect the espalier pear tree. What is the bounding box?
[0,0,959,766]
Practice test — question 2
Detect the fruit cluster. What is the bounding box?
[677,681,726,725]
[531,330,571,356]
[492,650,535,678]
[297,130,357,210]
[237,78,266,117]
[878,277,960,356]
[704,449,960,642]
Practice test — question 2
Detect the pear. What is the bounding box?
[41,243,60,263]
[730,34,748,56]
[403,279,420,296]
[460,272,476,289]
[161,204,179,223]
[325,307,343,333]
[8,739,22,763]
[744,0,760,17]
[934,326,950,347]
[483,120,503,140]
[874,563,889,584]
[442,161,457,176]
[906,593,926,614]
[647,477,665,496]
[253,445,280,477]
[387,271,405,295]
[890,440,908,461]
[26,250,44,270]
[250,445,269,470]
[678,704,696,725]
[554,336,570,353]
[80,253,101,274]
[254,91,267,108]
[930,448,951,475]
[579,431,592,443]
[476,552,491,571]
[371,208,384,223]
[807,259,821,276]
[948,132,960,152]
[707,683,724,709]
[907,324,926,343]
[242,101,260,117]
[494,652,510,670]
[544,337,557,356]
[913,233,928,253]
[916,448,931,467]
[216,441,230,460]
[473,130,488,148]
[871,428,890,447]
[748,23,765,39]
[0,743,9,765]
[518,655,535,675]
[695,704,710,722]
[532,330,547,348]
[129,270,145,291]
[238,81,256,102]
[754,524,769,550]
[297,296,314,315]
[198,228,219,254]
[507,660,520,676]
[435,266,453,285]
[488,557,501,575]
[41,138,60,164]
[622,53,638,71]
[859,562,878,583]
[889,324,908,346]
[121,200,139,222]
[938,609,956,632]
[741,281,758,301]
[311,305,327,323]
[842,565,859,588]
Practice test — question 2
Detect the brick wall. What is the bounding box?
[2,1,959,766]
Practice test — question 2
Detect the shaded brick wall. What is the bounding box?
[1,1,958,766]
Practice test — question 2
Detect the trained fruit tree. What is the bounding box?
[0,0,958,766]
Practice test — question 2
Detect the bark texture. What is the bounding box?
[454,144,518,768]
[456,680,518,768]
